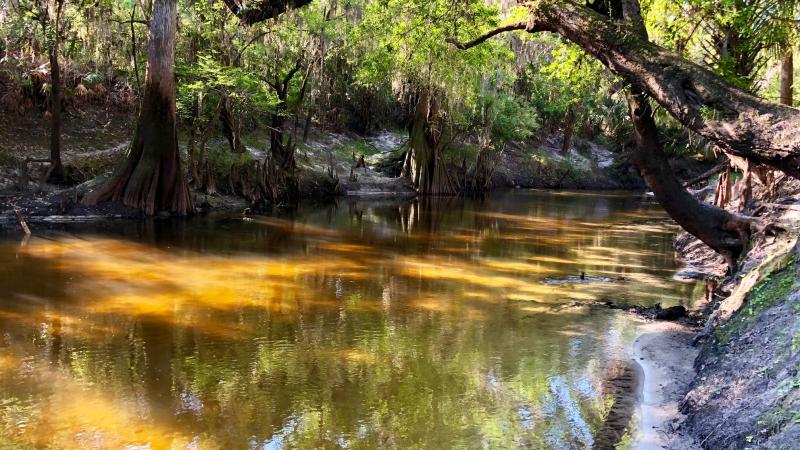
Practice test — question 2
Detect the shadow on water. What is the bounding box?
[0,190,700,449]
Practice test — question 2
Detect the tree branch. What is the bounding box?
[449,0,800,178]
[282,59,303,94]
[112,18,150,26]
[446,21,528,49]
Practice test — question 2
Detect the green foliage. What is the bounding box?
[477,72,541,144]
[517,36,625,145]
[206,143,256,183]
[643,0,798,93]
[176,54,277,124]
[351,0,510,94]
[350,0,531,147]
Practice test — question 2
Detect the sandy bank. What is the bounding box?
[633,322,700,450]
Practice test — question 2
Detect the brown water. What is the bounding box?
[0,190,699,449]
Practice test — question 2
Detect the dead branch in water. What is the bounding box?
[14,208,31,236]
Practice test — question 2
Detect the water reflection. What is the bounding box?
[0,190,699,449]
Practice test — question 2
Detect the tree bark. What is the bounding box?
[46,0,66,184]
[262,61,304,201]
[781,50,793,107]
[628,92,751,268]
[618,0,755,269]
[84,0,192,216]
[405,93,457,196]
[450,0,800,178]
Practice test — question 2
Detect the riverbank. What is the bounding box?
[0,107,696,222]
[632,178,800,449]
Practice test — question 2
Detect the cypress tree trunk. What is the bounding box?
[267,96,298,200]
[84,0,191,216]
[405,93,457,196]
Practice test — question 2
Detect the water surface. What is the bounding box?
[0,190,698,449]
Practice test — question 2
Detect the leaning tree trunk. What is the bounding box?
[84,0,191,216]
[404,93,457,196]
[47,40,65,183]
[628,92,751,268]
[619,0,754,269]
[450,0,800,178]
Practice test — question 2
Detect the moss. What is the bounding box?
[753,403,800,444]
[715,259,798,345]
[614,431,634,450]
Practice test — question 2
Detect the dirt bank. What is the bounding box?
[638,177,800,449]
[680,248,800,449]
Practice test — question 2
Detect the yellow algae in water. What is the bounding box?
[0,367,216,450]
[0,354,17,372]
[338,349,380,364]
[19,238,375,320]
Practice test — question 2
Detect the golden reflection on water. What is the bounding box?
[0,190,701,449]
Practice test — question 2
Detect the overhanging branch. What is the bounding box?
[446,21,528,49]
[447,0,800,178]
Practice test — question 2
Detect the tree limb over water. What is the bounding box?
[448,0,800,179]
